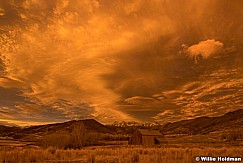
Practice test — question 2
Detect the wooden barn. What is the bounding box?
[129,129,164,146]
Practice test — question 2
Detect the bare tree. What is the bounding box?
[70,123,100,148]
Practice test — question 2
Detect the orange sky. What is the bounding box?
[0,0,242,126]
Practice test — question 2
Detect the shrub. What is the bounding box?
[221,129,242,143]
[227,130,241,142]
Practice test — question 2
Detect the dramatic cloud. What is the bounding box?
[183,39,224,63]
[0,0,242,125]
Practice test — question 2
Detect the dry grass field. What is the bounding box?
[0,127,242,162]
[0,145,242,163]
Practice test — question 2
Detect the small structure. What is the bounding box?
[129,129,164,146]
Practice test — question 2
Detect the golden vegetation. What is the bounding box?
[0,146,242,163]
[40,123,99,149]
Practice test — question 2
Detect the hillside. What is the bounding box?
[21,119,112,134]
[0,119,113,139]
[160,109,243,134]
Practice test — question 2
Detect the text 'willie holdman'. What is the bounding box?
[196,156,242,162]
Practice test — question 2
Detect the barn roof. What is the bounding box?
[137,129,162,136]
